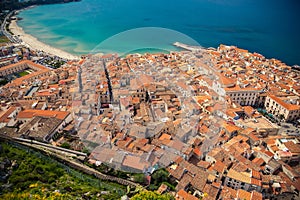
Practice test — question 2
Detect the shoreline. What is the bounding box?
[9,18,79,60]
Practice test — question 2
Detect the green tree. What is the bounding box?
[133,173,147,184]
[152,169,169,185]
[60,142,71,149]
[131,190,174,200]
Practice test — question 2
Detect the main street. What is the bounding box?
[1,10,21,43]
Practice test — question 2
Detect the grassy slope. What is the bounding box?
[0,142,126,200]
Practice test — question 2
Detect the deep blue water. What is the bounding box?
[17,0,300,65]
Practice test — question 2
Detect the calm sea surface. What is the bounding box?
[17,0,300,65]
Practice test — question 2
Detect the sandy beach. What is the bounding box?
[9,19,79,60]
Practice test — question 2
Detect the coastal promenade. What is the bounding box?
[1,10,79,60]
[0,10,21,43]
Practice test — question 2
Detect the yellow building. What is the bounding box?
[265,95,300,122]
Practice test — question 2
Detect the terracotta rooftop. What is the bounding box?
[225,85,262,92]
[17,109,69,120]
[176,189,198,200]
[202,183,219,200]
[0,107,18,123]
[268,94,300,111]
[12,69,50,86]
[284,141,300,154]
[212,160,226,174]
[122,155,148,171]
[237,189,251,200]
[227,169,251,184]
[0,60,47,72]
[251,191,263,200]
[220,185,237,199]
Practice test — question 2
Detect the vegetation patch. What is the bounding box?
[0,141,127,199]
[131,190,174,200]
[18,71,30,77]
[0,35,9,44]
[148,168,177,191]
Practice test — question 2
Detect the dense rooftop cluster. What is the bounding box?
[0,44,79,147]
[0,43,299,200]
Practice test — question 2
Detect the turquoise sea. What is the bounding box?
[17,0,300,65]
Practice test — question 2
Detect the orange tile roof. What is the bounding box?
[174,156,184,164]
[78,59,85,65]
[122,155,147,171]
[284,141,300,153]
[263,150,274,157]
[127,142,135,150]
[251,169,261,179]
[194,95,212,104]
[252,157,265,166]
[268,95,300,111]
[213,161,226,173]
[212,181,221,189]
[200,125,209,134]
[243,106,255,116]
[251,191,263,200]
[141,144,153,152]
[237,189,251,200]
[132,97,140,104]
[0,60,47,72]
[157,183,168,194]
[269,144,279,152]
[227,169,251,184]
[248,133,260,142]
[176,189,198,200]
[219,74,236,87]
[226,109,238,118]
[159,133,171,141]
[202,183,219,199]
[36,91,57,97]
[220,186,237,199]
[224,85,262,92]
[193,147,202,157]
[251,178,261,186]
[0,107,17,123]
[12,69,50,86]
[17,109,69,120]
[197,160,211,169]
[223,123,241,133]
